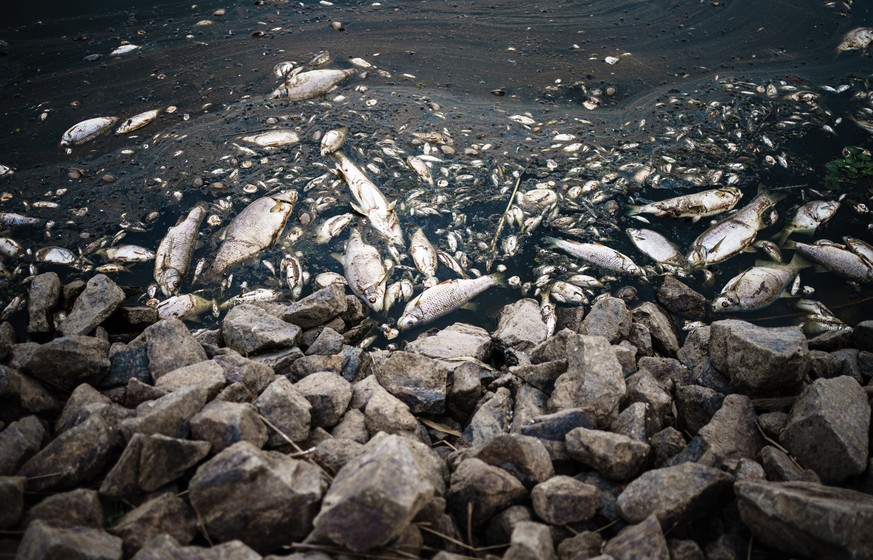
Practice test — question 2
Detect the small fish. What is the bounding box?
[110,44,141,56]
[796,299,851,336]
[105,244,155,263]
[241,129,300,147]
[565,274,604,289]
[314,271,347,288]
[60,117,119,147]
[626,228,685,266]
[712,256,807,313]
[0,164,13,180]
[95,263,128,274]
[314,213,354,244]
[548,280,588,305]
[837,27,873,53]
[437,250,468,279]
[332,151,404,246]
[115,109,161,134]
[545,237,645,277]
[36,246,78,265]
[626,187,743,222]
[0,213,42,228]
[397,274,503,330]
[273,61,295,78]
[283,254,304,299]
[844,237,873,266]
[410,228,439,287]
[406,156,434,186]
[774,200,840,246]
[540,289,557,338]
[224,288,285,307]
[273,68,356,101]
[155,294,214,320]
[343,228,389,312]
[308,50,331,66]
[752,240,783,263]
[0,237,23,258]
[793,241,873,283]
[320,127,347,156]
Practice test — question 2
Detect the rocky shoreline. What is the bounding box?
[1,272,872,560]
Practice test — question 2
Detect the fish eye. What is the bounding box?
[369,296,377,303]
[721,301,730,308]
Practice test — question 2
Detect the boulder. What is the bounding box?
[493,299,549,351]
[405,322,493,361]
[24,488,103,529]
[548,335,625,426]
[109,492,197,555]
[120,385,209,440]
[254,377,312,445]
[583,296,632,343]
[143,319,207,380]
[531,475,600,525]
[281,283,348,328]
[21,335,110,391]
[603,514,669,560]
[565,427,650,481]
[0,415,45,475]
[190,401,268,453]
[446,457,526,527]
[16,519,122,560]
[58,274,125,336]
[375,351,449,414]
[222,304,301,355]
[27,272,61,334]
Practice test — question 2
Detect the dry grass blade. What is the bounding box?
[485,163,528,272]
[417,417,463,438]
[257,413,335,479]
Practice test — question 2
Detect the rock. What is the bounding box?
[709,320,808,393]
[132,534,261,560]
[603,514,669,560]
[494,299,549,351]
[281,283,348,328]
[311,437,366,472]
[120,385,209,440]
[27,272,61,334]
[760,445,820,483]
[656,275,707,320]
[143,319,207,380]
[555,305,587,334]
[610,402,651,443]
[466,434,554,487]
[548,335,626,426]
[125,378,167,407]
[447,457,526,527]
[446,361,483,416]
[288,354,347,381]
[616,461,734,526]
[375,351,449,414]
[832,348,863,382]
[305,327,344,355]
[0,321,15,362]
[677,325,710,376]
[674,385,725,435]
[109,493,197,555]
[311,433,444,551]
[190,441,324,552]
[853,320,873,352]
[254,377,312,445]
[212,350,275,395]
[650,427,686,467]
[0,415,45,475]
[331,409,368,443]
[583,296,632,343]
[531,475,599,525]
[698,394,763,470]
[639,356,694,388]
[190,400,268,452]
[154,360,226,398]
[780,376,870,483]
[807,350,843,379]
[58,274,125,336]
[55,383,113,433]
[529,329,580,363]
[464,387,512,446]
[1,366,59,414]
[510,360,567,393]
[565,427,650,481]
[614,341,640,374]
[519,408,595,461]
[736,480,873,560]
[100,433,211,497]
[21,335,110,391]
[632,302,680,357]
[16,519,122,560]
[250,347,303,377]
[485,505,532,546]
[558,532,603,560]
[296,371,352,428]
[0,476,25,528]
[406,322,493,361]
[361,378,422,439]
[222,304,301,355]
[24,488,103,529]
[503,521,556,560]
[511,384,548,436]
[102,344,151,389]
[667,539,705,560]
[18,415,114,491]
[757,411,787,440]
[624,370,672,432]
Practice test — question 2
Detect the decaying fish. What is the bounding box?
[837,27,873,52]
[548,280,588,305]
[315,271,347,288]
[796,299,851,335]
[793,241,873,283]
[272,68,356,101]
[753,240,783,263]
[712,256,807,313]
[540,289,557,338]
[332,151,404,246]
[844,237,873,266]
[397,274,503,330]
[206,190,298,280]
[155,293,215,320]
[320,127,347,156]
[343,228,389,312]
[774,200,840,245]
[545,237,645,277]
[241,129,300,147]
[110,44,140,56]
[687,191,782,268]
[410,228,439,287]
[155,204,206,296]
[0,164,13,180]
[283,254,304,299]
[0,212,42,227]
[308,50,331,66]
[626,187,742,221]
[223,288,285,307]
[406,156,434,186]
[105,244,155,263]
[314,213,354,244]
[60,116,119,147]
[0,237,23,258]
[36,246,78,265]
[115,109,161,134]
[626,228,685,266]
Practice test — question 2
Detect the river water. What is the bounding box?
[1,0,871,344]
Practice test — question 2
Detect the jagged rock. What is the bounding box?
[657,275,707,320]
[520,408,595,461]
[190,441,324,552]
[447,361,483,415]
[616,461,734,526]
[331,409,368,443]
[780,376,870,483]
[529,329,580,363]
[120,385,209,440]
[281,283,348,328]
[736,480,873,560]
[18,415,113,491]
[614,341,639,374]
[0,415,45,475]
[311,437,366,472]
[154,360,226,398]
[24,488,103,529]
[853,320,873,352]
[485,505,532,546]
[603,514,669,560]
[531,475,599,525]
[667,539,705,560]
[100,433,211,497]
[222,304,301,356]
[27,271,61,334]
[131,534,261,560]
[55,383,113,433]
[565,427,650,481]
[212,350,275,395]
[406,322,493,361]
[709,320,808,393]
[677,325,710,376]
[311,433,445,551]
[16,519,122,560]
[0,476,25,528]
[510,360,567,394]
[760,445,820,483]
[447,457,526,527]
[125,378,167,407]
[337,344,363,381]
[583,296,632,343]
[58,274,125,336]
[360,377,422,439]
[296,371,352,428]
[757,411,787,440]
[254,377,312,445]
[190,400,268,452]
[807,350,843,379]
[548,335,626,426]
[21,335,110,391]
[624,370,672,432]
[808,329,854,352]
[143,319,207,380]
[639,356,694,388]
[250,347,304,377]
[288,354,347,381]
[466,434,553,487]
[698,394,763,470]
[375,351,449,414]
[610,402,651,442]
[558,532,603,560]
[511,384,548,436]
[0,321,15,362]
[674,385,724,435]
[556,306,586,334]
[503,521,556,560]
[109,493,197,556]
[831,348,863,382]
[464,387,512,446]
[305,327,344,356]
[632,302,680,357]
[102,344,151,389]
[494,299,549,351]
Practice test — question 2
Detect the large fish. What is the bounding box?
[626,228,685,266]
[60,117,118,147]
[793,241,873,283]
[332,151,404,246]
[712,257,807,313]
[397,274,503,331]
[545,237,645,277]
[271,68,356,101]
[154,204,206,296]
[626,187,742,221]
[774,200,839,246]
[342,228,389,312]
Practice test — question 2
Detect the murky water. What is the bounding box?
[1,0,871,344]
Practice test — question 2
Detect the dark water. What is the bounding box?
[1,0,871,343]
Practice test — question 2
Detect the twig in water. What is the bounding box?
[486,163,529,272]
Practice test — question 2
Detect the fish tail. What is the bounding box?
[625,204,642,216]
[542,236,560,250]
[489,272,507,287]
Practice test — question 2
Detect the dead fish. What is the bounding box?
[545,237,645,277]
[410,228,439,287]
[753,240,783,263]
[223,288,285,307]
[320,127,347,156]
[843,237,873,267]
[60,116,119,146]
[540,289,557,338]
[793,241,873,283]
[332,151,404,246]
[273,68,356,101]
[626,228,685,266]
[0,237,23,258]
[241,129,300,147]
[105,244,155,263]
[283,254,304,299]
[273,61,295,78]
[712,256,807,313]
[0,212,42,227]
[0,164,13,180]
[314,271,347,288]
[837,27,873,52]
[308,50,331,66]
[796,299,851,335]
[437,250,468,279]
[36,246,78,266]
[156,293,214,320]
[110,44,141,56]
[342,228,389,312]
[397,274,503,330]
[626,187,743,222]
[115,109,161,134]
[154,204,206,296]
[314,213,354,244]
[774,200,840,245]
[406,156,434,186]
[565,274,604,289]
[548,280,588,305]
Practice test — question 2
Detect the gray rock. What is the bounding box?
[406,322,493,361]
[832,348,863,382]
[624,370,672,433]
[1,366,59,413]
[614,341,639,374]
[464,387,512,446]
[124,378,167,407]
[511,384,548,436]
[447,457,526,527]
[736,480,873,560]
[0,415,45,475]
[466,434,554,487]
[760,445,821,483]
[510,360,567,393]
[24,488,103,529]
[212,350,275,395]
[296,371,352,428]
[656,275,707,320]
[190,441,324,552]
[667,539,705,560]
[21,335,110,391]
[143,319,207,380]
[674,385,725,435]
[311,437,366,472]
[494,299,549,351]
[16,519,122,560]
[808,328,854,352]
[375,351,448,414]
[305,327,343,356]
[120,385,209,440]
[446,360,483,416]
[485,505,533,547]
[632,302,680,357]
[131,534,261,560]
[757,411,787,440]
[100,433,211,497]
[190,400,268,452]
[610,402,651,443]
[154,360,226,398]
[58,274,125,336]
[55,383,113,433]
[288,354,348,381]
[0,476,25,528]
[677,325,710,376]
[17,415,114,491]
[853,320,873,352]
[102,344,151,389]
[337,344,363,381]
[503,521,556,560]
[548,335,625,426]
[780,376,870,483]
[250,346,304,377]
[639,356,694,388]
[27,272,61,334]
[583,296,632,343]
[519,409,595,461]
[312,433,443,551]
[698,394,763,470]
[362,378,422,440]
[616,461,734,526]
[709,320,808,393]
[254,376,311,445]
[222,304,301,356]
[556,305,587,334]
[109,492,197,555]
[808,350,843,379]
[531,475,599,525]
[529,328,581,363]
[331,409,368,443]
[565,427,650,481]
[280,283,348,328]
[603,514,669,560]
[0,321,15,362]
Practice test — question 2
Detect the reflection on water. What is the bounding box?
[0,0,871,343]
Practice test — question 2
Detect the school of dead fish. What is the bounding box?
[1,28,873,344]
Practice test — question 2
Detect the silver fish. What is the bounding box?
[154,204,206,296]
[224,288,285,307]
[548,280,589,305]
[283,254,304,299]
[332,151,404,246]
[0,164,13,180]
[626,228,685,266]
[0,212,42,227]
[793,241,873,283]
[315,271,347,288]
[540,289,557,338]
[626,187,742,221]
[545,237,645,277]
[308,50,331,66]
[273,68,356,101]
[110,44,140,56]
[314,213,354,244]
[837,27,873,52]
[406,156,434,186]
[844,237,873,266]
[156,293,214,320]
[60,116,119,147]
[241,130,300,147]
[796,299,851,336]
[775,200,840,245]
[410,228,439,287]
[397,274,503,330]
[115,109,160,134]
[36,246,78,265]
[343,228,389,312]
[0,237,23,258]
[712,257,806,313]
[320,127,347,156]
[105,244,155,263]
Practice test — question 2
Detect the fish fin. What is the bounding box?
[460,302,478,311]
[691,215,702,223]
[782,240,797,250]
[350,202,367,216]
[742,246,757,254]
[625,204,642,216]
[330,252,344,263]
[772,228,792,246]
[387,200,397,212]
[489,272,507,287]
[542,236,559,250]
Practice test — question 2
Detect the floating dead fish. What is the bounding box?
[844,237,873,266]
[509,114,536,126]
[406,156,433,186]
[60,116,119,147]
[0,237,23,258]
[241,129,300,147]
[626,187,742,221]
[308,51,331,66]
[36,246,78,266]
[115,109,161,134]
[155,204,206,297]
[110,44,141,56]
[793,241,873,283]
[332,151,404,246]
[397,274,503,330]
[156,293,214,320]
[315,271,347,288]
[796,299,851,336]
[774,200,840,245]
[105,244,155,263]
[545,237,645,277]
[713,256,807,313]
[343,228,389,312]
[0,212,42,227]
[273,68,356,101]
[314,213,354,244]
[626,228,685,266]
[548,280,588,305]
[224,287,284,307]
[320,127,347,156]
[837,27,873,53]
[0,164,13,180]
[410,228,439,288]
